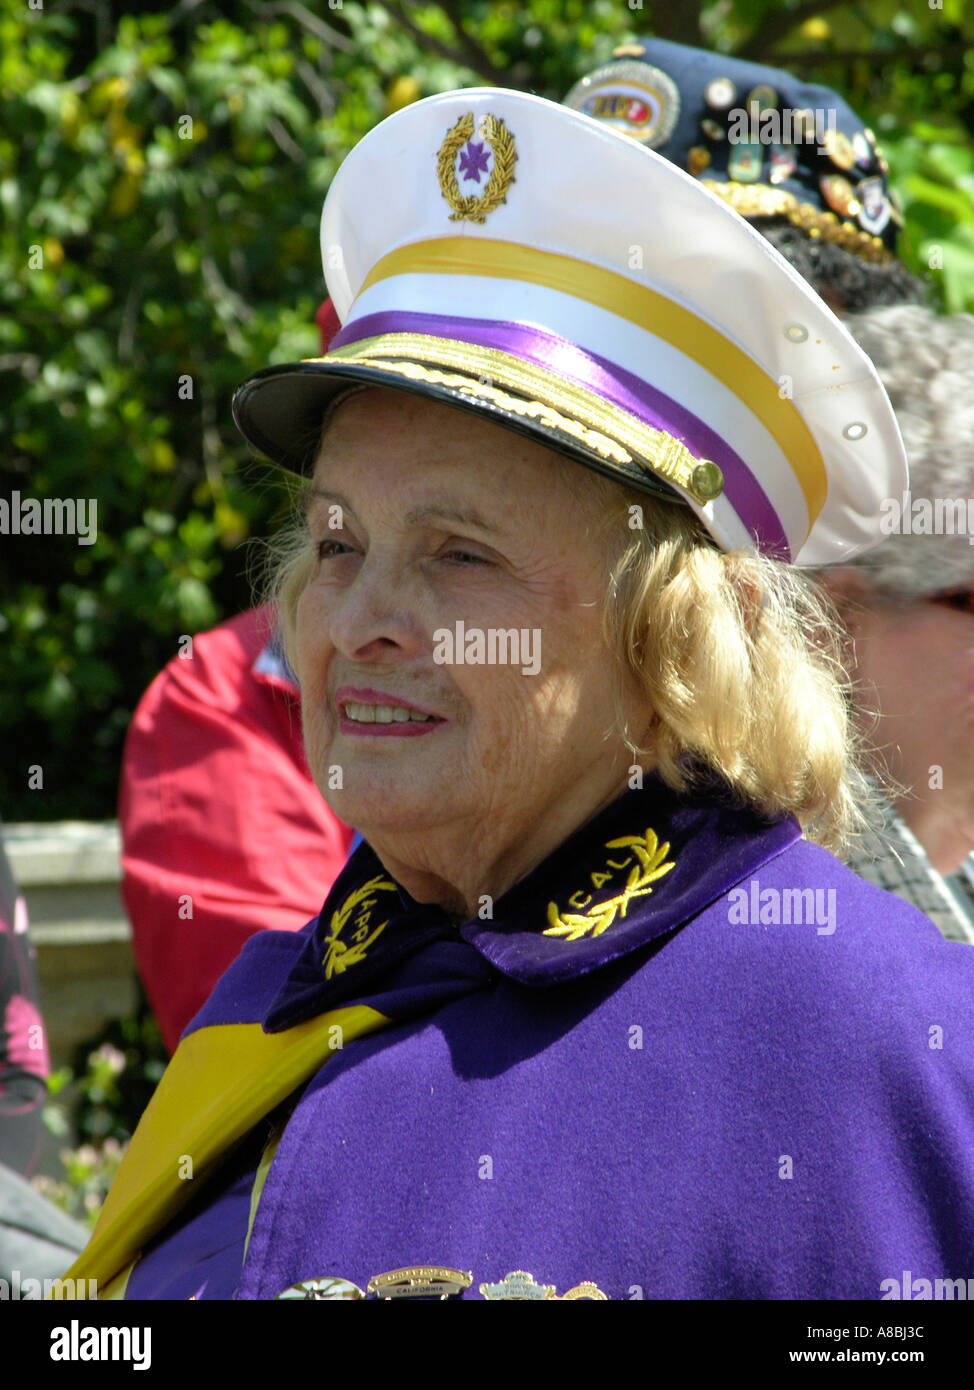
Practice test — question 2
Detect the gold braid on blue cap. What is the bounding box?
[702,181,893,265]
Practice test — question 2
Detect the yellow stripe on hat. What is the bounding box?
[359,237,828,524]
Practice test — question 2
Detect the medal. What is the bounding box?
[276,1277,366,1299]
[367,1266,473,1299]
[479,1270,556,1300]
[821,128,856,172]
[820,173,859,218]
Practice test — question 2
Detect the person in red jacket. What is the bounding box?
[119,605,355,1053]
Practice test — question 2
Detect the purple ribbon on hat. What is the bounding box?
[332,309,791,559]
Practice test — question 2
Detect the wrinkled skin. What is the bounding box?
[295,387,653,918]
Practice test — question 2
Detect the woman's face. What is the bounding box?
[295,388,648,896]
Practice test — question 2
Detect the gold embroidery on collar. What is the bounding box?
[322,874,398,978]
[543,827,676,941]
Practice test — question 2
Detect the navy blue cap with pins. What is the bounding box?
[564,37,901,265]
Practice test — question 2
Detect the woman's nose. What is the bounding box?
[326,552,425,662]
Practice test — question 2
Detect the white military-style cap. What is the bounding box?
[232,86,908,566]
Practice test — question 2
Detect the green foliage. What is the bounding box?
[1,1,972,819]
[33,1005,167,1227]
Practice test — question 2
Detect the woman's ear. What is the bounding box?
[816,566,880,628]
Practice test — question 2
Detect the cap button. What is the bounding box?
[691,460,724,502]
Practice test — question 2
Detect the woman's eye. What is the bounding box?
[443,548,490,566]
[317,538,351,559]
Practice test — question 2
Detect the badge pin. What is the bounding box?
[699,116,725,142]
[367,1266,473,1299]
[479,1270,557,1300]
[728,141,763,183]
[856,176,892,236]
[852,130,873,169]
[558,1282,609,1300]
[863,126,889,172]
[768,147,796,185]
[276,1277,366,1299]
[745,83,778,115]
[704,77,737,112]
[820,173,859,218]
[821,128,856,172]
[687,145,711,176]
[562,61,681,148]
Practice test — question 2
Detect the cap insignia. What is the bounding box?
[543,827,676,942]
[321,873,399,979]
[563,59,680,148]
[437,112,517,224]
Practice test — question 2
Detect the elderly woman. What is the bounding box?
[66,87,974,1302]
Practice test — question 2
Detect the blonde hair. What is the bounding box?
[262,463,873,855]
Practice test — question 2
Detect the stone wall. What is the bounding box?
[4,821,138,1070]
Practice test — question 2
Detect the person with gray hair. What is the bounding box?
[821,305,974,943]
[564,41,973,945]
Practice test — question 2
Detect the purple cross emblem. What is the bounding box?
[458,139,491,184]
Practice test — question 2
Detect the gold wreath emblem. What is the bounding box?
[321,873,397,979]
[543,828,676,942]
[437,112,517,224]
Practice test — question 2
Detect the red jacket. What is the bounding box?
[119,607,354,1052]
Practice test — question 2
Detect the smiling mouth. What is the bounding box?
[342,701,441,725]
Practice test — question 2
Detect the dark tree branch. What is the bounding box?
[243,0,355,52]
[762,43,965,68]
[296,58,336,118]
[435,0,504,77]
[374,1,504,83]
[266,115,304,161]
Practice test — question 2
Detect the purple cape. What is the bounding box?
[115,774,974,1299]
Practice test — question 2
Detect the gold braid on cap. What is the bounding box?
[702,180,894,265]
